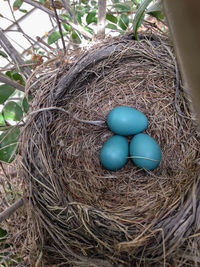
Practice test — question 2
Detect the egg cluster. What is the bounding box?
[100,106,161,171]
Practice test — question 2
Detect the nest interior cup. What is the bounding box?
[21,33,200,266]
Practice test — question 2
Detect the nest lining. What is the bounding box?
[21,33,200,266]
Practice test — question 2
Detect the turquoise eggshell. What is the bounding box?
[107,106,148,136]
[100,135,129,171]
[130,133,161,170]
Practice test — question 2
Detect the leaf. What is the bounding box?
[0,50,8,58]
[83,26,94,34]
[47,31,60,45]
[118,14,129,30]
[0,113,5,126]
[22,97,29,113]
[106,14,118,24]
[3,101,23,121]
[62,22,71,32]
[91,0,97,6]
[61,14,73,22]
[19,9,28,13]
[40,0,45,3]
[0,228,7,240]
[75,12,82,25]
[71,30,81,43]
[54,0,63,9]
[13,0,23,11]
[106,23,118,30]
[0,84,15,104]
[6,70,25,86]
[86,10,97,25]
[0,128,20,163]
[132,0,153,40]
[147,0,164,20]
[113,3,131,12]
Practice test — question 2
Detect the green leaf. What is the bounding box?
[6,70,25,86]
[0,128,20,163]
[61,14,73,22]
[0,228,7,240]
[71,30,81,43]
[3,101,23,121]
[19,8,28,13]
[40,0,45,3]
[48,31,61,45]
[86,10,97,25]
[62,22,71,32]
[106,23,118,30]
[75,12,83,25]
[13,0,23,11]
[91,0,97,6]
[147,0,164,20]
[22,97,29,113]
[0,113,5,126]
[118,14,129,30]
[0,50,8,58]
[113,3,131,12]
[83,26,94,34]
[132,0,153,40]
[106,14,118,24]
[81,0,89,4]
[0,84,15,104]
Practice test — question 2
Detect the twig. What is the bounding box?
[50,0,66,52]
[0,73,25,92]
[7,0,34,47]
[28,107,105,126]
[0,62,38,72]
[0,28,32,78]
[23,0,93,39]
[0,198,24,223]
[61,0,78,24]
[36,36,57,51]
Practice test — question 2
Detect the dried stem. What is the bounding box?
[0,198,24,223]
[23,0,93,39]
[50,0,66,52]
[0,73,25,92]
[0,28,32,78]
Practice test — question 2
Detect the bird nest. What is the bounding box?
[20,32,200,266]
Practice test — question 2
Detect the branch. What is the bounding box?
[0,29,32,78]
[0,74,25,92]
[61,0,78,24]
[0,198,24,223]
[97,0,107,38]
[23,0,93,39]
[50,0,66,51]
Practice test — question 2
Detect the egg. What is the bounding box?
[130,133,161,170]
[107,106,148,136]
[100,135,129,171]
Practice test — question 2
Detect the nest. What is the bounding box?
[20,32,200,266]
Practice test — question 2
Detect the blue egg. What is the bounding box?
[100,135,129,171]
[107,106,148,136]
[130,133,161,170]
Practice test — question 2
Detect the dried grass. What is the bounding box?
[20,32,200,266]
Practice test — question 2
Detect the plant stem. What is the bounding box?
[0,29,32,78]
[23,0,93,39]
[0,198,24,223]
[0,74,25,92]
